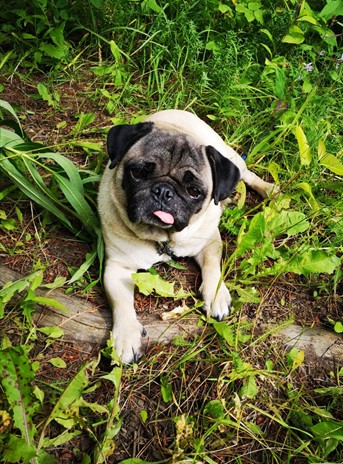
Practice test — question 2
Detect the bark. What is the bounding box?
[1,265,342,362]
[0,265,198,350]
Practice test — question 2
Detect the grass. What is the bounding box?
[0,0,342,463]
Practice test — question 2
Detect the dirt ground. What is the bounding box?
[1,73,342,463]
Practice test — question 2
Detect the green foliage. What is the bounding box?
[0,270,68,325]
[227,201,341,278]
[132,271,193,299]
[1,0,71,69]
[0,0,109,70]
[37,82,60,109]
[0,323,123,463]
[0,1,342,462]
[0,342,38,461]
[141,315,342,464]
[0,99,104,282]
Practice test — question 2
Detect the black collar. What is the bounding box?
[156,241,177,260]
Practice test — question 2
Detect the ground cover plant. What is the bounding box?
[0,0,342,462]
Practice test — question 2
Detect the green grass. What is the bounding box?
[0,0,342,463]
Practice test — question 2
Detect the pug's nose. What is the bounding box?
[152,183,174,203]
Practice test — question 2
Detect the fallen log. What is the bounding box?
[0,265,342,363]
[0,265,199,350]
[278,324,343,362]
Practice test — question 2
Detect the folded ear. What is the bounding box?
[107,122,154,169]
[206,145,241,204]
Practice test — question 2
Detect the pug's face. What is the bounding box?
[106,122,240,233]
[121,131,211,232]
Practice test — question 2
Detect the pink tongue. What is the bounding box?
[153,210,174,225]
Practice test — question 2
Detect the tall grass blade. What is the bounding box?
[0,127,24,147]
[0,152,75,231]
[0,99,22,127]
[37,152,85,194]
[54,172,99,233]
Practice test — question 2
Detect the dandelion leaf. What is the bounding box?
[278,250,340,276]
[132,272,176,298]
[1,435,36,462]
[0,345,38,444]
[265,208,310,236]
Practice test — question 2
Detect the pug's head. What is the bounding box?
[107,122,240,232]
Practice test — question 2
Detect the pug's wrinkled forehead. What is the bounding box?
[127,128,210,174]
[107,121,240,205]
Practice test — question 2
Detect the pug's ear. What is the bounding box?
[206,145,240,205]
[107,122,154,169]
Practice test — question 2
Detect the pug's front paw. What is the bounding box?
[201,282,232,322]
[112,319,146,364]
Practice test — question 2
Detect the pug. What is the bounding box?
[98,109,278,363]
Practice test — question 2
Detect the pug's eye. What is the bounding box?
[187,186,201,199]
[130,167,147,180]
[130,162,155,180]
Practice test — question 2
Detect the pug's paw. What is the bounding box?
[263,182,281,198]
[201,282,232,322]
[112,320,146,364]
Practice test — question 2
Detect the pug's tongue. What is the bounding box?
[153,210,174,225]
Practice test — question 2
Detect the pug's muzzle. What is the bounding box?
[122,155,206,232]
[150,182,177,225]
